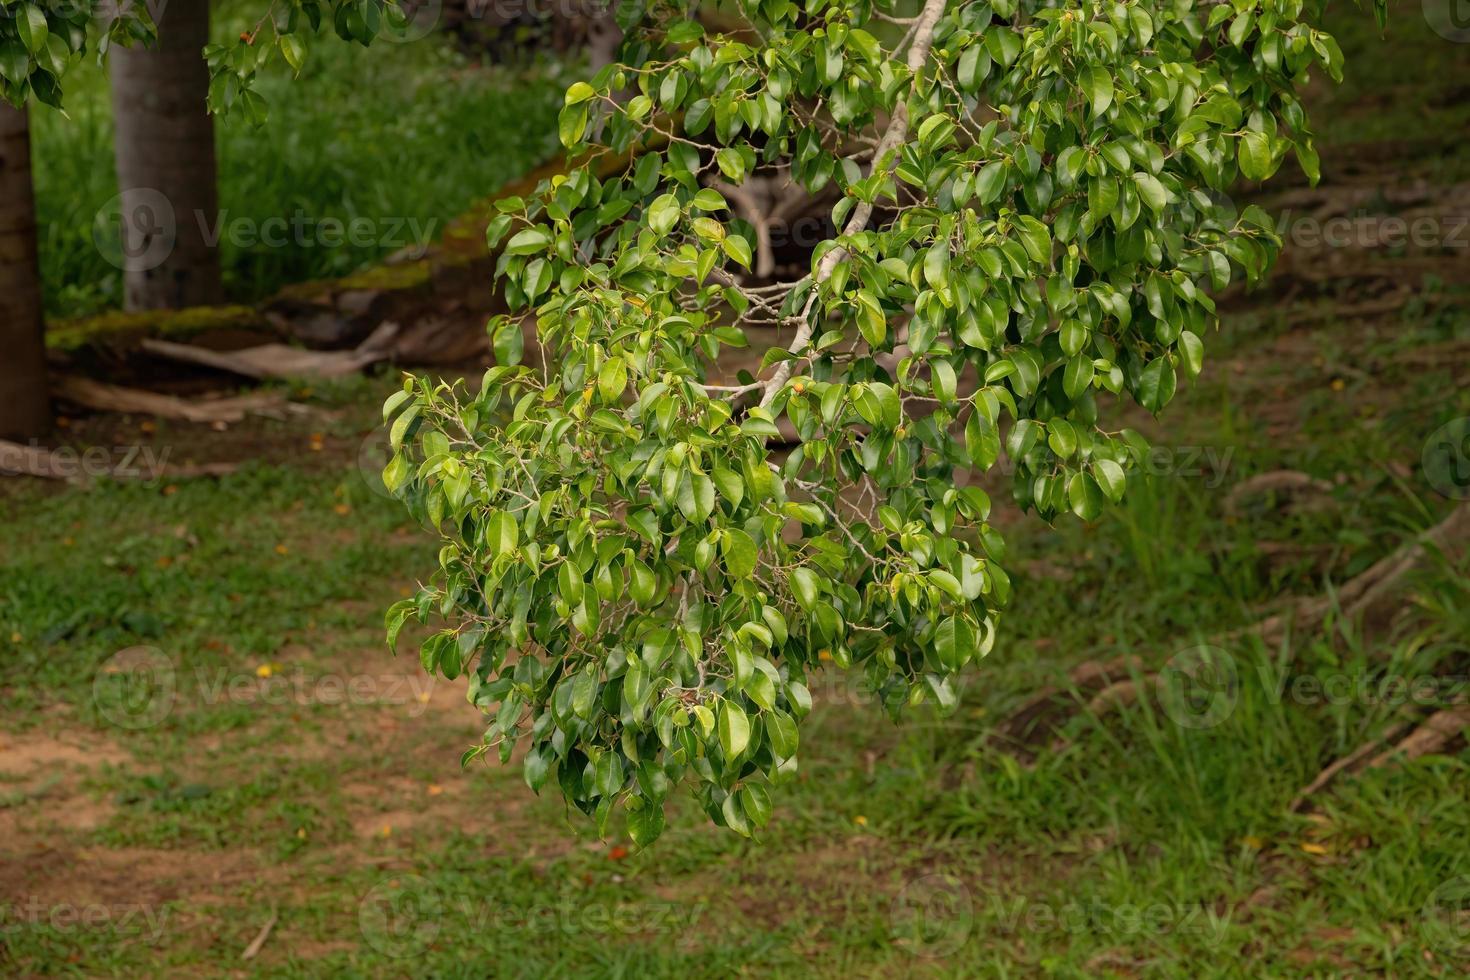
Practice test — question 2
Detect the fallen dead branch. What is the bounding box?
[53,376,287,424]
[142,320,399,380]
[1288,719,1416,812]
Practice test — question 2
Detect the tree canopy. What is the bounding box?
[382,0,1385,843]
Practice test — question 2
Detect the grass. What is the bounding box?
[2,284,1468,975]
[30,6,566,318]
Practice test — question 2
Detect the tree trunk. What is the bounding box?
[0,103,49,441]
[110,0,223,310]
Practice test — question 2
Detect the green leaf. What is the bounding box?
[524,746,552,792]
[505,227,552,256]
[597,357,628,402]
[279,34,307,74]
[718,701,751,758]
[721,792,751,837]
[740,784,773,828]
[558,103,588,148]
[1133,173,1168,213]
[1137,356,1177,414]
[491,318,523,366]
[924,240,951,290]
[976,160,1007,204]
[1068,472,1104,521]
[486,510,518,556]
[722,234,752,269]
[721,529,759,578]
[767,709,798,758]
[791,567,820,610]
[628,801,665,847]
[0,42,28,84]
[1047,419,1078,458]
[855,290,886,347]
[934,616,974,670]
[648,193,680,235]
[1080,66,1114,116]
[17,5,47,56]
[564,81,596,105]
[1237,132,1275,182]
[1093,459,1126,503]
[715,147,746,181]
[628,559,658,606]
[964,410,1000,470]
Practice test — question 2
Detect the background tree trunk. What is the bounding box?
[0,103,49,441]
[110,0,223,310]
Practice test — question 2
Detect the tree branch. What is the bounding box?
[757,0,949,409]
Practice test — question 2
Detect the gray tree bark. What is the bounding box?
[110,0,223,310]
[0,103,49,441]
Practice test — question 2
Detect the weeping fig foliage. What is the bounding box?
[383,0,1383,843]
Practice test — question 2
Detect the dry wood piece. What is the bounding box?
[0,440,73,479]
[1288,719,1415,812]
[1365,705,1470,768]
[240,905,278,960]
[141,339,384,379]
[51,376,287,424]
[141,320,399,380]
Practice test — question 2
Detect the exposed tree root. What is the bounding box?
[1252,502,1470,646]
[1288,719,1415,813]
[993,656,1143,753]
[1290,705,1470,813]
[995,505,1470,770]
[1222,470,1335,518]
